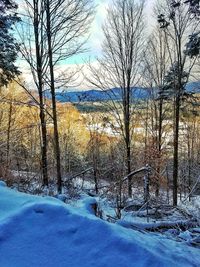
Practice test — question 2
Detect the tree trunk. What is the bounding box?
[126,134,132,197]
[173,95,180,206]
[46,0,62,194]
[39,106,48,186]
[33,0,48,186]
[6,101,12,167]
[123,87,132,197]
[125,74,132,198]
[155,99,163,198]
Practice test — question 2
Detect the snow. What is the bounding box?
[181,196,200,220]
[79,196,98,214]
[0,180,6,187]
[0,183,199,267]
[179,230,192,241]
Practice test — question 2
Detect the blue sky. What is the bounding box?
[65,0,111,65]
[63,0,155,65]
[17,0,155,89]
[56,0,155,89]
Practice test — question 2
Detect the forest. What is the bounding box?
[0,0,200,266]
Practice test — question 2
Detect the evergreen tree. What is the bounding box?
[0,0,20,86]
[185,0,200,57]
[157,0,199,206]
[185,0,200,17]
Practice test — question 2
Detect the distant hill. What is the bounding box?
[45,87,150,103]
[45,82,200,103]
[185,81,200,93]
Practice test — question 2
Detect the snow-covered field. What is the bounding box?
[0,181,199,267]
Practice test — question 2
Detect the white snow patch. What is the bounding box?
[0,180,6,187]
[0,185,199,267]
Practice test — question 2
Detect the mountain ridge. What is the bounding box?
[45,82,200,103]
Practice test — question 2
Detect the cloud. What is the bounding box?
[88,0,111,57]
[17,0,156,90]
[19,60,99,91]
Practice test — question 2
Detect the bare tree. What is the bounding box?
[17,0,49,186]
[44,0,94,193]
[86,0,145,197]
[18,0,94,192]
[143,26,171,198]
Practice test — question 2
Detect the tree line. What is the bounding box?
[0,0,200,208]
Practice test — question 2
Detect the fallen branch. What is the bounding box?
[117,219,199,232]
[70,168,93,180]
[181,175,200,203]
[121,166,150,184]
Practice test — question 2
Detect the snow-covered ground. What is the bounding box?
[0,181,199,267]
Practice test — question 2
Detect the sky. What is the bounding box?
[63,0,112,65]
[62,0,155,65]
[17,0,155,90]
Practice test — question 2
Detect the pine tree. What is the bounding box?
[184,0,200,17]
[0,0,20,86]
[157,0,199,206]
[185,0,200,57]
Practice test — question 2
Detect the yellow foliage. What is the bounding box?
[56,103,90,153]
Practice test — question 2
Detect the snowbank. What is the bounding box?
[0,184,199,267]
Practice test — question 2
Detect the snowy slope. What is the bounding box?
[0,182,199,267]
